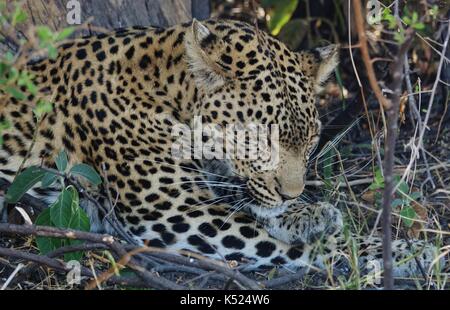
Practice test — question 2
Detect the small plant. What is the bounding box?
[35,25,75,60]
[0,1,74,144]
[261,0,299,36]
[5,150,102,261]
[380,5,437,44]
[1,1,96,263]
[368,168,421,228]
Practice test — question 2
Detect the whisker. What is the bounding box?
[321,158,348,169]
[319,107,346,119]
[312,116,363,162]
[194,184,244,192]
[188,193,242,213]
[132,157,246,181]
[316,152,340,165]
[299,193,313,203]
[169,179,246,189]
[221,198,254,229]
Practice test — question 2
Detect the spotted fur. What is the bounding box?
[0,19,443,277]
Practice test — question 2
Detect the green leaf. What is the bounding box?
[55,150,68,172]
[8,67,19,81]
[394,31,406,44]
[374,191,383,205]
[370,169,385,190]
[11,6,27,26]
[72,208,90,231]
[35,207,52,225]
[429,5,439,18]
[50,187,77,228]
[25,80,37,95]
[34,100,53,119]
[396,179,409,196]
[70,164,102,186]
[36,187,89,262]
[0,120,10,131]
[67,186,80,220]
[35,208,62,255]
[56,27,74,41]
[5,166,46,203]
[66,188,90,262]
[391,198,404,208]
[6,86,26,100]
[47,46,58,60]
[68,206,90,232]
[374,168,384,185]
[276,18,308,50]
[410,192,421,200]
[403,16,412,25]
[36,26,54,42]
[411,12,419,23]
[400,206,417,228]
[262,0,299,36]
[0,119,10,146]
[412,22,425,30]
[382,8,397,29]
[41,172,58,187]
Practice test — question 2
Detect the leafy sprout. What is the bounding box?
[6,150,102,262]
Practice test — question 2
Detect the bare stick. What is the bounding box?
[0,246,149,288]
[0,247,70,272]
[0,223,184,289]
[0,223,261,289]
[352,0,390,109]
[381,28,415,289]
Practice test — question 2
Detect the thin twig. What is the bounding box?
[0,223,183,289]
[381,28,415,290]
[352,0,390,109]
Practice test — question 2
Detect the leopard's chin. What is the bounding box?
[248,202,288,219]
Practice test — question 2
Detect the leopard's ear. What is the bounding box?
[185,19,233,93]
[314,44,339,92]
[298,44,339,93]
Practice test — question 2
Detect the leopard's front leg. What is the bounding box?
[252,202,444,278]
[339,237,444,279]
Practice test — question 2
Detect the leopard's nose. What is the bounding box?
[278,192,299,201]
[275,177,304,200]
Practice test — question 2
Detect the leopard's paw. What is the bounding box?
[298,202,343,244]
[265,202,343,245]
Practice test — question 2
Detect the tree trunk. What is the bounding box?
[2,0,210,53]
[24,0,209,30]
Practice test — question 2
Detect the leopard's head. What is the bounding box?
[185,19,339,217]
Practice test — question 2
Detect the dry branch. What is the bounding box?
[0,223,264,290]
[352,0,390,110]
[350,0,423,290]
[0,223,183,289]
[381,28,414,289]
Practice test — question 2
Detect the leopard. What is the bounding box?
[0,19,444,280]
